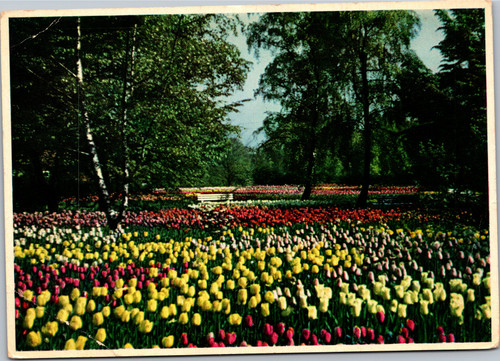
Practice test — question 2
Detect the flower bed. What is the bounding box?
[13,204,491,350]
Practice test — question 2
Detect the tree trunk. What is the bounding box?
[356,47,371,208]
[301,139,316,201]
[76,17,117,227]
[302,109,319,201]
[119,23,137,214]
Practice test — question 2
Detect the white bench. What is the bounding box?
[196,193,234,202]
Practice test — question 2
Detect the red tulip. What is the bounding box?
[447,334,455,343]
[353,326,361,339]
[438,334,447,343]
[245,315,253,327]
[181,333,188,346]
[437,326,444,335]
[377,334,384,344]
[335,327,342,339]
[218,329,226,341]
[367,328,375,342]
[226,332,237,345]
[264,323,273,337]
[302,329,311,341]
[311,334,319,345]
[401,327,409,339]
[376,311,385,324]
[361,326,367,338]
[406,319,415,332]
[323,331,332,344]
[270,332,279,345]
[397,336,406,344]
[286,328,294,341]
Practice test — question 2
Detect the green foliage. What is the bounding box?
[10,14,251,211]
[204,138,254,187]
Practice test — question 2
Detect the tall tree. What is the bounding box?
[434,9,487,192]
[339,11,420,206]
[247,12,346,200]
[10,14,250,224]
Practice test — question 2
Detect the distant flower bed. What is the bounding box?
[178,184,420,198]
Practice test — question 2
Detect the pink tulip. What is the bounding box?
[277,322,285,335]
[302,329,311,341]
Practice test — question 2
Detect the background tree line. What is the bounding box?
[10,8,487,213]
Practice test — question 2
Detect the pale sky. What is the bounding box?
[227,10,445,148]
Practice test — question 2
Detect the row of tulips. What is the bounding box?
[179,185,420,196]
[14,206,448,230]
[14,206,491,350]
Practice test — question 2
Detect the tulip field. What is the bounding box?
[13,189,493,351]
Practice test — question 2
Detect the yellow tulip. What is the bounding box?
[420,300,430,315]
[64,339,76,350]
[95,328,106,343]
[397,304,407,318]
[69,315,83,331]
[147,299,157,313]
[23,290,34,302]
[261,302,270,317]
[75,297,87,316]
[26,331,41,347]
[121,310,131,323]
[87,299,96,312]
[192,313,202,326]
[162,335,174,348]
[70,288,81,301]
[228,313,242,326]
[56,308,69,323]
[169,304,177,317]
[138,319,154,333]
[308,305,318,320]
[41,321,58,337]
[179,312,189,325]
[23,308,36,329]
[237,289,248,305]
[134,311,145,325]
[93,312,104,326]
[75,336,87,350]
